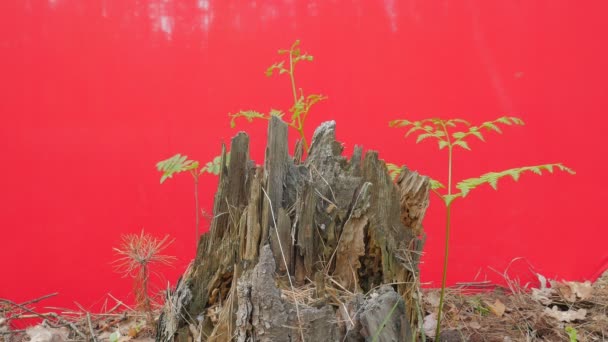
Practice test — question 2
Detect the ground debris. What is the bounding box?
[421,270,608,341]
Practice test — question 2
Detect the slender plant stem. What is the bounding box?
[288,49,310,152]
[193,173,200,247]
[141,266,153,324]
[435,204,451,339]
[447,147,453,192]
[299,128,309,152]
[289,50,298,107]
[435,140,454,340]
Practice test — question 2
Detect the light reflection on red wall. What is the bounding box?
[1,0,606,309]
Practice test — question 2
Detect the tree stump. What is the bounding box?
[157,117,431,342]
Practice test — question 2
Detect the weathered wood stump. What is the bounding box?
[157,117,430,342]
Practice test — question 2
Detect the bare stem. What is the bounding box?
[435,204,452,340]
[141,266,154,325]
[435,123,454,340]
[193,174,200,247]
[289,51,298,108]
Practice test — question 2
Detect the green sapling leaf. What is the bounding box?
[453,140,471,150]
[156,154,199,184]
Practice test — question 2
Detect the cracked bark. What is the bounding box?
[157,117,430,342]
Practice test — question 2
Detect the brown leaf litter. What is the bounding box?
[421,270,608,341]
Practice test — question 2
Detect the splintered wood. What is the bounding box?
[157,117,430,342]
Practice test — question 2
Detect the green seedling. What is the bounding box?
[156,153,227,244]
[229,40,327,152]
[565,326,578,342]
[388,116,575,340]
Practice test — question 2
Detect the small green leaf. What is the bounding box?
[416,133,433,144]
[228,110,267,127]
[443,194,458,206]
[565,326,578,342]
[405,126,422,137]
[489,178,498,190]
[109,331,121,342]
[453,140,471,150]
[470,131,485,141]
[497,116,512,125]
[156,154,199,184]
[448,119,471,126]
[509,170,520,181]
[438,140,449,150]
[510,117,525,125]
[269,109,284,117]
[385,163,403,181]
[388,119,411,128]
[481,122,502,133]
[201,153,230,176]
[452,132,466,139]
[430,179,445,190]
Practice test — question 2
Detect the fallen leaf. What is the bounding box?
[544,306,587,322]
[485,299,506,317]
[531,273,555,305]
[469,321,481,329]
[567,281,593,300]
[424,291,440,308]
[556,282,576,302]
[128,326,139,338]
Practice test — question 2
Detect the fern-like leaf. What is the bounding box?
[229,110,268,128]
[448,116,525,150]
[156,154,199,184]
[265,61,286,77]
[386,162,403,181]
[430,179,445,190]
[200,153,230,175]
[456,163,575,197]
[453,140,471,150]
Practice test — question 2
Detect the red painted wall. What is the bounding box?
[1,0,606,310]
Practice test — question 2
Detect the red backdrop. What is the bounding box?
[1,0,606,310]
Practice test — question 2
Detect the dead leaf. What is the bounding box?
[484,298,506,317]
[531,273,555,305]
[423,313,437,338]
[469,321,481,329]
[544,305,587,322]
[127,326,139,338]
[556,282,576,302]
[567,281,593,300]
[424,291,440,308]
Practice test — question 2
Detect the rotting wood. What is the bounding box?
[157,117,430,342]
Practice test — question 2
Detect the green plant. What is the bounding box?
[156,153,226,244]
[565,326,578,342]
[113,230,176,324]
[388,116,575,340]
[229,40,327,152]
